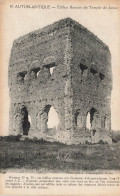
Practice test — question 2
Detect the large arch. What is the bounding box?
[47,106,59,129]
[38,105,59,134]
[21,106,30,135]
[86,107,99,130]
[13,105,30,135]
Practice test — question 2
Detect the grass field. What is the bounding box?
[0,136,120,173]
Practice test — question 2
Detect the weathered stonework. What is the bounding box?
[8,18,112,144]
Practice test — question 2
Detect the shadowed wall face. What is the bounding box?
[8,18,112,144]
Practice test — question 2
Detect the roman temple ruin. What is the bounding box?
[8,18,112,144]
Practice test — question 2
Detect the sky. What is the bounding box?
[0,0,120,135]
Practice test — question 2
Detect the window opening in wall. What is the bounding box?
[31,67,40,79]
[45,63,55,75]
[50,67,54,75]
[104,115,109,130]
[79,63,88,75]
[24,74,27,80]
[40,105,59,136]
[86,108,96,130]
[21,107,30,136]
[75,111,79,126]
[99,73,105,80]
[28,114,31,124]
[92,129,96,136]
[17,71,27,84]
[104,116,106,128]
[47,106,59,129]
[90,68,97,75]
[37,70,40,77]
[86,112,91,130]
[75,111,82,128]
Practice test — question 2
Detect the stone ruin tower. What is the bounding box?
[8,18,112,144]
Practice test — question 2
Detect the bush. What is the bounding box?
[98,140,107,144]
[23,137,48,144]
[0,135,21,142]
[85,140,92,145]
[112,131,120,143]
[112,138,117,143]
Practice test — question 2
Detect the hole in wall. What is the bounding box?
[21,107,30,136]
[75,111,83,128]
[79,63,88,75]
[90,68,97,75]
[86,112,91,130]
[50,67,54,75]
[47,106,59,129]
[86,108,97,130]
[45,63,55,75]
[37,70,41,77]
[99,73,105,80]
[31,67,40,79]
[17,71,27,84]
[28,114,32,124]
[39,105,60,135]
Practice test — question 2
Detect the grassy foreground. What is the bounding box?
[0,136,120,173]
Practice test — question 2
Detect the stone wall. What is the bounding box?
[70,23,112,143]
[9,18,112,144]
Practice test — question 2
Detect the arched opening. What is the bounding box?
[45,63,55,76]
[86,107,97,130]
[79,63,88,77]
[21,107,30,135]
[40,105,59,135]
[90,68,97,75]
[75,110,83,128]
[28,114,32,124]
[50,67,55,75]
[37,70,40,78]
[17,71,27,84]
[86,112,91,130]
[47,106,59,129]
[30,60,41,79]
[43,56,56,76]
[30,67,40,79]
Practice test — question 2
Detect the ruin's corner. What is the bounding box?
[8,18,112,144]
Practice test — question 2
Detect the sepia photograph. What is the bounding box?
[0,0,120,195]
